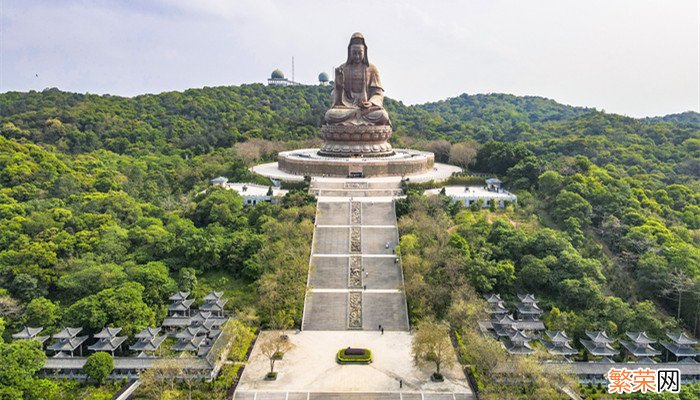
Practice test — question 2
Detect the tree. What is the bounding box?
[10,273,39,302]
[411,319,454,380]
[661,268,693,320]
[448,142,477,169]
[553,190,592,226]
[138,359,184,400]
[258,332,293,379]
[125,261,177,306]
[177,267,198,292]
[63,282,155,336]
[427,140,452,163]
[23,297,60,330]
[0,339,51,397]
[83,352,113,385]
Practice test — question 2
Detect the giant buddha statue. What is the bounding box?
[319,33,394,157]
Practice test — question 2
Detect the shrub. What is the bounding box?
[336,347,372,364]
[83,352,114,385]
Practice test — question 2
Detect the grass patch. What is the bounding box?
[336,348,372,364]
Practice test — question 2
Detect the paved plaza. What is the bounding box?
[235,331,472,399]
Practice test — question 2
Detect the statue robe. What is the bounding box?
[324,63,391,126]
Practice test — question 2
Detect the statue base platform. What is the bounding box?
[318,124,394,157]
[272,148,434,178]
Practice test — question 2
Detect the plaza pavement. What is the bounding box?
[234,330,473,399]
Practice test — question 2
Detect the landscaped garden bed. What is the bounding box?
[336,347,372,364]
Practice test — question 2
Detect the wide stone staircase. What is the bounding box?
[301,182,409,331]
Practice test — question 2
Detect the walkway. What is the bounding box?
[302,184,409,331]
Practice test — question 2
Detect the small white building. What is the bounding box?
[222,183,288,205]
[425,179,517,208]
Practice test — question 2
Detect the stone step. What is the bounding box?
[316,202,350,225]
[309,256,349,289]
[310,180,403,190]
[302,292,347,330]
[313,189,403,197]
[362,292,409,331]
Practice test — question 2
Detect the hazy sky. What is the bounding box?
[1,0,698,117]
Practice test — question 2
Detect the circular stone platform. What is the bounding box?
[251,154,461,183]
[275,148,433,178]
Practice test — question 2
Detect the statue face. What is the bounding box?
[350,44,365,64]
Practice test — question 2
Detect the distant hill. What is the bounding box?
[645,111,700,126]
[2,85,694,155]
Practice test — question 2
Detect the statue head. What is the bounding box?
[346,32,369,66]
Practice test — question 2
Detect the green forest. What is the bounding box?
[0,84,698,399]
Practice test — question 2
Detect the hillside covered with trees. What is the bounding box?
[0,84,698,399]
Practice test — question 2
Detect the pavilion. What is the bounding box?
[542,331,578,357]
[503,331,535,355]
[200,292,228,317]
[88,327,128,356]
[580,331,619,359]
[516,294,543,321]
[12,326,49,344]
[659,332,699,362]
[130,327,167,357]
[47,327,88,357]
[619,331,661,361]
[168,295,195,318]
[484,293,508,316]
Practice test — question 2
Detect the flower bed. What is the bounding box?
[336,347,372,364]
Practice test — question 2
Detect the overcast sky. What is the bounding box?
[1,0,698,117]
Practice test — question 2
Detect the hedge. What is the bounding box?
[336,348,372,364]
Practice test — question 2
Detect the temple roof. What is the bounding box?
[625,331,656,345]
[486,302,509,314]
[12,326,44,339]
[93,327,122,339]
[517,302,542,315]
[135,327,161,339]
[130,335,167,352]
[517,294,537,304]
[620,340,661,357]
[484,293,503,304]
[493,314,517,325]
[509,331,531,344]
[659,341,699,357]
[580,339,619,357]
[168,292,190,302]
[88,336,127,352]
[503,339,534,355]
[203,292,224,301]
[200,299,228,312]
[168,299,195,311]
[172,335,207,352]
[585,331,614,344]
[191,311,213,322]
[47,336,89,352]
[53,327,83,339]
[546,331,571,343]
[666,332,697,345]
[176,326,205,339]
[542,339,578,356]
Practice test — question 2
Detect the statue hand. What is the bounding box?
[361,101,373,109]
